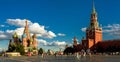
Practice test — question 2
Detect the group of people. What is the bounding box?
[76,49,91,60]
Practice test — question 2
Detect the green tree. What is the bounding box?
[28,47,33,52]
[8,43,25,55]
[8,43,16,52]
[33,47,37,50]
[64,47,75,55]
[16,44,25,55]
[38,48,44,55]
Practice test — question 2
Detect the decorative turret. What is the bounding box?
[32,34,36,38]
[32,34,37,48]
[22,33,27,51]
[13,32,19,44]
[13,32,18,38]
[23,20,30,40]
[30,37,33,42]
[65,44,68,48]
[32,34,37,42]
[73,36,77,46]
[22,33,27,38]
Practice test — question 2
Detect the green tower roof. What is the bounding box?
[92,0,96,14]
[30,37,33,42]
[13,32,18,38]
[22,33,27,38]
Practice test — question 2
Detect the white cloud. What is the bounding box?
[69,43,73,47]
[103,24,120,36]
[58,33,66,36]
[7,19,32,27]
[37,39,67,50]
[42,31,56,38]
[0,30,14,40]
[50,41,66,50]
[81,27,87,32]
[0,48,2,51]
[0,34,7,39]
[0,25,5,27]
[14,28,24,36]
[102,24,113,28]
[37,39,47,45]
[6,30,14,34]
[37,39,66,47]
[0,19,56,40]
[6,19,56,38]
[81,24,120,37]
[29,23,46,34]
[0,28,25,40]
[50,41,66,46]
[0,25,9,28]
[29,23,56,38]
[0,31,4,33]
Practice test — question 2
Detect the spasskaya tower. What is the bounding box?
[82,1,102,50]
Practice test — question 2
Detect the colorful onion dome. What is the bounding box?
[13,32,18,38]
[30,37,33,42]
[22,33,27,38]
[32,34,36,38]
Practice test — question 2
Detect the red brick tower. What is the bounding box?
[82,2,102,50]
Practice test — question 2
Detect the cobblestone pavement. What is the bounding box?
[0,55,120,62]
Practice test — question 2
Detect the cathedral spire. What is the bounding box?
[24,20,28,33]
[25,20,28,26]
[23,20,30,40]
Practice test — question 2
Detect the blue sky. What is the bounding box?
[0,0,120,51]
